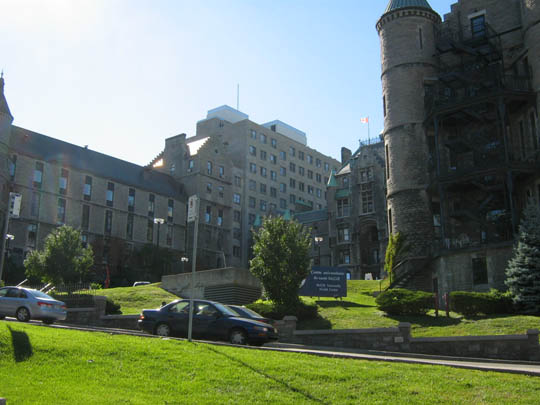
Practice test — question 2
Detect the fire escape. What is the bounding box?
[424,20,538,254]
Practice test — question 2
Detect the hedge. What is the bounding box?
[246,300,318,321]
[375,288,433,315]
[449,290,514,317]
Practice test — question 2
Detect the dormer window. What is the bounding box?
[470,14,486,38]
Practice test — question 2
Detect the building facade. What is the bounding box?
[378,0,540,293]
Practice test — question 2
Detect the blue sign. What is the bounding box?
[298,267,347,297]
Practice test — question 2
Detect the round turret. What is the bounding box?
[377,1,441,255]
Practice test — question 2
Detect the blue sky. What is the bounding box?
[0,0,456,165]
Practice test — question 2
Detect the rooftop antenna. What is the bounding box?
[236,83,240,110]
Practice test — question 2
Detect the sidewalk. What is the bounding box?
[263,342,540,376]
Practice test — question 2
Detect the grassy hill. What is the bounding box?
[1,321,539,404]
[95,283,179,314]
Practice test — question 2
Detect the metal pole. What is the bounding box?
[0,207,10,282]
[187,202,199,342]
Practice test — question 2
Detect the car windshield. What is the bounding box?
[213,302,238,317]
[28,290,55,300]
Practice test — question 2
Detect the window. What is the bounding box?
[470,14,486,38]
[147,219,154,242]
[128,188,135,212]
[289,162,296,173]
[219,166,225,178]
[34,162,44,188]
[280,183,287,193]
[9,155,16,181]
[290,178,296,188]
[218,186,224,198]
[57,198,66,224]
[249,145,257,156]
[249,180,256,191]
[82,205,90,230]
[383,95,387,117]
[385,144,390,179]
[233,246,241,257]
[520,120,526,158]
[31,192,40,217]
[249,163,257,173]
[148,194,155,217]
[299,182,305,192]
[316,188,322,198]
[530,112,538,150]
[280,151,286,161]
[249,197,256,208]
[269,203,276,212]
[360,168,373,182]
[307,170,313,180]
[307,185,314,195]
[104,210,112,235]
[343,176,349,187]
[270,170,277,181]
[260,150,267,160]
[168,199,174,222]
[59,168,68,195]
[248,213,255,225]
[233,210,241,223]
[233,193,241,204]
[206,183,213,193]
[81,233,88,248]
[337,198,350,217]
[234,176,241,187]
[307,155,313,165]
[250,129,257,139]
[126,214,134,240]
[316,173,321,183]
[299,166,305,176]
[299,151,304,160]
[324,162,329,172]
[207,161,213,175]
[166,225,173,246]
[106,182,115,207]
[419,27,423,49]
[339,249,351,264]
[260,133,267,144]
[217,209,223,226]
[316,158,321,168]
[270,187,277,198]
[361,183,374,213]
[280,167,287,176]
[27,224,37,248]
[472,257,488,284]
[260,183,266,194]
[388,208,393,234]
[84,176,92,201]
[280,199,287,209]
[270,154,277,164]
[271,138,277,149]
[260,166,267,177]
[205,206,212,223]
[338,228,350,243]
[260,200,267,211]
[290,194,296,203]
[289,147,295,157]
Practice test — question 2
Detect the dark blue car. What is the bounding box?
[138,299,278,346]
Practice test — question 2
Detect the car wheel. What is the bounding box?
[229,328,247,345]
[16,307,31,322]
[42,319,54,325]
[155,323,171,337]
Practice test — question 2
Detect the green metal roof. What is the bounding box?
[327,169,338,188]
[335,188,351,199]
[385,0,432,13]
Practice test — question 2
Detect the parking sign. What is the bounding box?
[187,195,199,222]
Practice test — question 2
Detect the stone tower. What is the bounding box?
[521,0,540,113]
[377,0,441,262]
[0,76,13,211]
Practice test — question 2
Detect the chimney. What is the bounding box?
[341,147,352,164]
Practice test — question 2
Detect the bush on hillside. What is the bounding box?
[375,288,433,316]
[449,290,513,317]
[105,298,122,315]
[247,300,318,321]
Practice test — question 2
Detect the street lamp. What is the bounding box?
[154,218,165,249]
[181,256,188,273]
[314,236,323,265]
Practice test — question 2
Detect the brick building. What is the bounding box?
[378,0,540,293]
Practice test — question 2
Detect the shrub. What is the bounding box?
[105,298,122,315]
[247,300,318,321]
[90,282,102,290]
[375,288,433,315]
[0,280,4,287]
[449,290,514,317]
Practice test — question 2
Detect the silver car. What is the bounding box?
[0,286,67,324]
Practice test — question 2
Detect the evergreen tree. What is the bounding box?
[250,216,312,310]
[505,204,540,314]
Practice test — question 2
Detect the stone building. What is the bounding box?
[377,0,540,293]
[0,78,187,284]
[156,105,341,269]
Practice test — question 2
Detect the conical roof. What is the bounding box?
[385,0,432,13]
[0,77,12,118]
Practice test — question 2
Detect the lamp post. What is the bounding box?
[154,218,165,249]
[314,236,323,265]
[180,256,188,273]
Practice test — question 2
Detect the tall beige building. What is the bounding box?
[378,0,540,293]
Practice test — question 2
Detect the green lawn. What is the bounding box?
[95,283,179,315]
[1,322,540,404]
[299,281,540,338]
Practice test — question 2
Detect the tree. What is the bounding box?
[250,216,312,310]
[505,204,540,314]
[384,232,408,285]
[25,225,94,285]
